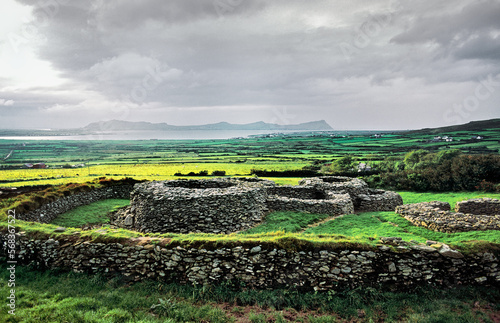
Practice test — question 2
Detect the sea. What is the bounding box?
[0,130,333,141]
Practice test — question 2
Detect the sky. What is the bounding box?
[0,0,499,130]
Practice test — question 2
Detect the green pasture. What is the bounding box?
[1,127,498,173]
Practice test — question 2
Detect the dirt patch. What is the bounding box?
[214,303,374,322]
[301,214,344,232]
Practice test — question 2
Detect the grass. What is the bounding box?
[241,211,332,234]
[398,191,500,210]
[0,262,498,323]
[303,212,500,252]
[50,199,130,227]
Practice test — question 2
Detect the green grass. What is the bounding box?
[50,199,130,227]
[0,262,498,323]
[303,212,500,251]
[241,211,332,234]
[398,191,500,210]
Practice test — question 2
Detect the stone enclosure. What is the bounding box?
[113,176,403,234]
[5,178,500,291]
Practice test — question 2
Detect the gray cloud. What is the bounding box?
[0,0,499,130]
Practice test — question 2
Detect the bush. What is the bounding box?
[211,170,226,176]
[363,151,500,191]
[476,180,497,192]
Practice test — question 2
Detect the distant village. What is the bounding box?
[429,135,484,143]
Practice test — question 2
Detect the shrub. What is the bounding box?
[211,170,226,176]
[476,180,497,192]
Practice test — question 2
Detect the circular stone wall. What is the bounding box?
[298,176,403,211]
[125,179,269,234]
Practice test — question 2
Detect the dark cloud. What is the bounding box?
[0,0,499,130]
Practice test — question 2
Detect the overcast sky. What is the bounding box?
[1,0,499,130]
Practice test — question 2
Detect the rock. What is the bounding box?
[438,245,464,259]
[411,244,437,253]
[54,227,66,233]
[124,215,134,226]
[250,246,262,253]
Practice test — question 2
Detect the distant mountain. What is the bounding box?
[407,118,500,134]
[82,120,333,131]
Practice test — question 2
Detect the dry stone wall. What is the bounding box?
[113,177,403,234]
[123,179,269,234]
[299,176,369,197]
[18,186,133,224]
[266,193,354,216]
[299,177,403,211]
[356,189,404,212]
[1,233,498,291]
[456,198,500,216]
[17,176,403,235]
[267,186,328,200]
[396,202,500,233]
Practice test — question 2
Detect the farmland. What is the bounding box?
[0,127,499,187]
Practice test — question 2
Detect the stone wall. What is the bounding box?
[299,176,369,197]
[123,179,268,234]
[456,198,500,216]
[266,193,354,216]
[267,185,328,200]
[396,202,500,233]
[18,185,134,223]
[17,177,403,235]
[299,176,403,212]
[356,189,404,212]
[1,233,498,291]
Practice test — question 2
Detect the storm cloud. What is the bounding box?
[0,0,499,129]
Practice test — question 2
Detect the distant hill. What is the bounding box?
[407,118,500,134]
[82,120,333,131]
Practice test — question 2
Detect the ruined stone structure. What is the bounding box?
[456,198,500,216]
[396,202,500,233]
[113,176,402,234]
[120,178,270,234]
[299,177,403,211]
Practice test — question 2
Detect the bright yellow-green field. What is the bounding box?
[0,162,306,187]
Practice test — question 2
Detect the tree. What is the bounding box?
[330,156,356,173]
[403,150,429,169]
